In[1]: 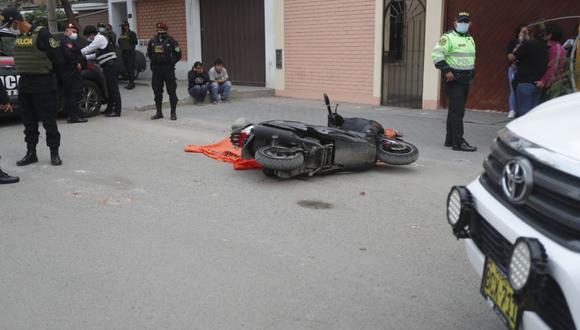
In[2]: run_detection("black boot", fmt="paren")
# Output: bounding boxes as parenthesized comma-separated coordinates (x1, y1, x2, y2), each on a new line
(50, 148, 62, 166)
(170, 109, 177, 121)
(68, 117, 88, 123)
(125, 82, 135, 90)
(151, 104, 163, 120)
(16, 147, 38, 166)
(0, 157, 19, 184)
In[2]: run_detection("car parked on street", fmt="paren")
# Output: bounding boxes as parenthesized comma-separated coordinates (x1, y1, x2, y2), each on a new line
(446, 92, 580, 330)
(0, 29, 107, 118)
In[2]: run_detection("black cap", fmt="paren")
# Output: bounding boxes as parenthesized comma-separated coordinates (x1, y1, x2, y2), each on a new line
(120, 20, 129, 27)
(83, 25, 98, 36)
(0, 7, 23, 26)
(457, 12, 471, 23)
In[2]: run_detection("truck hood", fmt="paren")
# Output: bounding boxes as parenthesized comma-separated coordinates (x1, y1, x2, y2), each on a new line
(507, 92, 580, 162)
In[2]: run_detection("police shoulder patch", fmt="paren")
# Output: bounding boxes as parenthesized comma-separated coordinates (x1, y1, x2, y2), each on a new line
(49, 37, 60, 48)
(438, 37, 447, 46)
(175, 46, 181, 53)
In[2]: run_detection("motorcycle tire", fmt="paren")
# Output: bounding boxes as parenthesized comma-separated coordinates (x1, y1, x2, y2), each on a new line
(377, 139, 419, 165)
(255, 146, 304, 171)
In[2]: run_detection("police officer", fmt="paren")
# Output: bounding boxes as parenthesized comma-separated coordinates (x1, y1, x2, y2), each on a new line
(147, 22, 181, 121)
(1, 7, 64, 166)
(118, 20, 138, 90)
(0, 80, 19, 184)
(82, 25, 122, 117)
(432, 12, 477, 152)
(61, 23, 87, 124)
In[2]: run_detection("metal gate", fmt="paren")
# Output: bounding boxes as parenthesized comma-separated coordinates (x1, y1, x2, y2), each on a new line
(382, 0, 426, 108)
(200, 0, 266, 86)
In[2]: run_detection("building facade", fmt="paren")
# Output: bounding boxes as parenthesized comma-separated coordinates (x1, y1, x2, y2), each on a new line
(108, 0, 579, 110)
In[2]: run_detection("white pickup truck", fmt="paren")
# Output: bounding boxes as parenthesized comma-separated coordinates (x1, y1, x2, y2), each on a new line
(447, 92, 580, 330)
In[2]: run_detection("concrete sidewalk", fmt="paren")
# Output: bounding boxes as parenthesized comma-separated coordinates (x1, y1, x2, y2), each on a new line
(120, 79, 274, 111)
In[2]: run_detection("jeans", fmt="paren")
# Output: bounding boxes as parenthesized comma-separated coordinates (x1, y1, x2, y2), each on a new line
(189, 85, 208, 103)
(508, 66, 517, 112)
(516, 83, 540, 116)
(209, 81, 232, 101)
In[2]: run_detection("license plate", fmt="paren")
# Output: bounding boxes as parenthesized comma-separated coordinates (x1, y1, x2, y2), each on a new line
(480, 257, 520, 330)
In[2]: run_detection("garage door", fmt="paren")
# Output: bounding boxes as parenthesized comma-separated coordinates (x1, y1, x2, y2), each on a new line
(200, 0, 266, 86)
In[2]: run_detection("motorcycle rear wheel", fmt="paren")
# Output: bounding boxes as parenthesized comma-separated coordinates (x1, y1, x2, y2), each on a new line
(377, 139, 419, 165)
(255, 146, 304, 171)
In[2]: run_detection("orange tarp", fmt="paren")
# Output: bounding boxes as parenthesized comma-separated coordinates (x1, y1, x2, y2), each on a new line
(185, 137, 262, 170)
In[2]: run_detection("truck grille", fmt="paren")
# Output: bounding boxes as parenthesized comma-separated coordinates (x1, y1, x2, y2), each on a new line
(471, 213, 576, 329)
(480, 137, 580, 252)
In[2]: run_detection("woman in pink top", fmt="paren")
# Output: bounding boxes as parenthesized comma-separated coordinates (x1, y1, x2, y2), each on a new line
(536, 24, 567, 94)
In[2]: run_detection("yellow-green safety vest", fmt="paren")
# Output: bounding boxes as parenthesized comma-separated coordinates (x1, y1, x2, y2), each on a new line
(432, 30, 476, 71)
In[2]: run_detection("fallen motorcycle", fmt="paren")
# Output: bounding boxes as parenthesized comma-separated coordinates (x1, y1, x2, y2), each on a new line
(230, 94, 419, 179)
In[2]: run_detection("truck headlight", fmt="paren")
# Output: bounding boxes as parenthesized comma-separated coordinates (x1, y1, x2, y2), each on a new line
(508, 237, 548, 296)
(446, 186, 473, 239)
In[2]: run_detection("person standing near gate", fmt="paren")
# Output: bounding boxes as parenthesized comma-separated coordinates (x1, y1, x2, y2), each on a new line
(147, 22, 181, 121)
(432, 12, 477, 152)
(118, 20, 138, 90)
(82, 25, 122, 117)
(61, 23, 87, 124)
(1, 7, 64, 166)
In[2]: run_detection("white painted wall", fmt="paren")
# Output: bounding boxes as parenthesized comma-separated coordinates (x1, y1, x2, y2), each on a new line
(264, 0, 276, 88)
(421, 0, 445, 109)
(185, 0, 202, 69)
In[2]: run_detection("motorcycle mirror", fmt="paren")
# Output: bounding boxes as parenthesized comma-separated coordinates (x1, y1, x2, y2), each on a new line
(323, 93, 332, 115)
(334, 104, 339, 113)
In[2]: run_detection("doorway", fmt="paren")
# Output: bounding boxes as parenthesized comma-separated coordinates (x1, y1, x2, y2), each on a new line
(382, 0, 426, 108)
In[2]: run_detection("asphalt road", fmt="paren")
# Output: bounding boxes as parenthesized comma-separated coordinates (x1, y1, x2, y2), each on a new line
(0, 97, 509, 329)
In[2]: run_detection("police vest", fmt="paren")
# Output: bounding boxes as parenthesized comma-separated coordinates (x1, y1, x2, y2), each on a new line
(118, 32, 134, 51)
(13, 26, 53, 75)
(95, 33, 117, 65)
(149, 37, 176, 65)
(432, 30, 476, 72)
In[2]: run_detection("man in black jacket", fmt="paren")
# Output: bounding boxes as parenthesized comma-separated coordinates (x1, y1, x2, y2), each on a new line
(61, 23, 87, 123)
(118, 20, 138, 90)
(1, 7, 64, 166)
(0, 80, 19, 184)
(147, 22, 181, 120)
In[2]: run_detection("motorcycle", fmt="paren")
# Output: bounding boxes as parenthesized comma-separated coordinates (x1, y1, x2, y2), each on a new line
(230, 94, 419, 179)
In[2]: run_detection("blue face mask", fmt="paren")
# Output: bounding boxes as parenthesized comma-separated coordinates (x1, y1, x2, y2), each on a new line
(456, 22, 470, 34)
(70, 33, 78, 41)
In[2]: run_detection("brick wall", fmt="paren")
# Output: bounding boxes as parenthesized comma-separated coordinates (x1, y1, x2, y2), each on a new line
(135, 0, 188, 60)
(281, 0, 378, 104)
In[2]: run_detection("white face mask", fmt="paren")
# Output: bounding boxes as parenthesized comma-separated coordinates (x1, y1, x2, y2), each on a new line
(98, 27, 106, 33)
(456, 22, 470, 34)
(70, 33, 78, 41)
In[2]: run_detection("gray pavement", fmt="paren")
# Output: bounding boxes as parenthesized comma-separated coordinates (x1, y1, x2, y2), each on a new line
(0, 89, 509, 329)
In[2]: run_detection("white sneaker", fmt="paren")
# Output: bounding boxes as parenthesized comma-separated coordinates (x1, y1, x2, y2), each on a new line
(507, 110, 516, 119)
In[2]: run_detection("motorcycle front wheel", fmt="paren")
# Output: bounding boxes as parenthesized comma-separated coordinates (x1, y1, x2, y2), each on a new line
(255, 146, 304, 171)
(377, 139, 419, 165)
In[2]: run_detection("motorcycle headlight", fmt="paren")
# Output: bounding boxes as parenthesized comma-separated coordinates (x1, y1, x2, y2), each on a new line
(508, 237, 548, 295)
(446, 186, 473, 238)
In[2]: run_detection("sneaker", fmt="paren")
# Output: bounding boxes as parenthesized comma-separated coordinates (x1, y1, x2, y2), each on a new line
(211, 100, 218, 105)
(507, 110, 516, 119)
(221, 98, 231, 103)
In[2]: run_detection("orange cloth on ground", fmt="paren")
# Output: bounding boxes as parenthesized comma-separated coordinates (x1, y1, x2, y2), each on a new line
(185, 137, 262, 170)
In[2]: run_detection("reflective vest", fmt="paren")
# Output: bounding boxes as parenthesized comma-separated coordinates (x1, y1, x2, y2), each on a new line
(432, 30, 476, 72)
(96, 33, 117, 65)
(13, 26, 53, 75)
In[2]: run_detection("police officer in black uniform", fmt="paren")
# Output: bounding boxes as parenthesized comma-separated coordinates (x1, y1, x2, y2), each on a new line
(82, 25, 122, 117)
(0, 80, 19, 184)
(61, 23, 87, 123)
(147, 22, 181, 121)
(118, 20, 138, 90)
(1, 7, 64, 166)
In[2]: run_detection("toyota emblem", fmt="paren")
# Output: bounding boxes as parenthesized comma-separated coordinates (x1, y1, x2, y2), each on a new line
(502, 157, 534, 205)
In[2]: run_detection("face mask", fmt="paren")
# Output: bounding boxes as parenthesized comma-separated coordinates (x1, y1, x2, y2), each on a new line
(158, 32, 167, 38)
(518, 32, 529, 42)
(456, 22, 470, 34)
(98, 27, 106, 33)
(70, 33, 78, 41)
